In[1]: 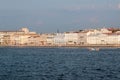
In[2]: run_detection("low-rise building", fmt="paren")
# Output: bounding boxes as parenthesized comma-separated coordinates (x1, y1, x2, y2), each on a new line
(64, 32, 79, 45)
(78, 32, 87, 45)
(39, 34, 47, 45)
(105, 34, 119, 44)
(0, 34, 4, 45)
(46, 34, 55, 45)
(0, 27, 120, 46)
(87, 33, 108, 45)
(0, 27, 38, 46)
(27, 34, 41, 46)
(87, 33, 120, 45)
(54, 33, 65, 45)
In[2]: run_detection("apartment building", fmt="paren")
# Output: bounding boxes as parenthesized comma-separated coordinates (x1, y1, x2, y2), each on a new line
(64, 32, 79, 45)
(54, 33, 65, 45)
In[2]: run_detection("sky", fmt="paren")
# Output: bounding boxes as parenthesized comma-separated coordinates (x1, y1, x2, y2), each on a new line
(0, 0, 120, 33)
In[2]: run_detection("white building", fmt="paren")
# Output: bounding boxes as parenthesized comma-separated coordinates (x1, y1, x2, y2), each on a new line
(106, 34, 119, 44)
(54, 33, 65, 45)
(87, 33, 109, 45)
(87, 33, 120, 45)
(118, 35, 120, 44)
(64, 32, 79, 45)
(78, 32, 87, 45)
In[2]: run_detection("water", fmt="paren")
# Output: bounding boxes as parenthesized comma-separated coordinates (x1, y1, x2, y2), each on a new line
(0, 47, 120, 80)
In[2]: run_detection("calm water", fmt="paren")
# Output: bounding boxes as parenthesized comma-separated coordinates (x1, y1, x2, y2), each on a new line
(0, 47, 120, 80)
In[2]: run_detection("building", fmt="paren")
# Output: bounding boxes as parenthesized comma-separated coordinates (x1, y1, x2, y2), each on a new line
(14, 34, 29, 45)
(0, 27, 38, 46)
(78, 32, 87, 45)
(0, 27, 120, 46)
(105, 33, 119, 45)
(87, 33, 120, 45)
(54, 33, 65, 45)
(27, 34, 41, 46)
(39, 34, 47, 45)
(46, 34, 55, 45)
(64, 32, 79, 45)
(87, 33, 108, 45)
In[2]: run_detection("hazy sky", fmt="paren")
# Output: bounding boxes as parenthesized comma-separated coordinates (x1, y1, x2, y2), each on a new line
(0, 0, 120, 33)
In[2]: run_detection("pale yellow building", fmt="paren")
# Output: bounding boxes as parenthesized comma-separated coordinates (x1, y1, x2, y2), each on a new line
(46, 34, 55, 45)
(39, 34, 47, 45)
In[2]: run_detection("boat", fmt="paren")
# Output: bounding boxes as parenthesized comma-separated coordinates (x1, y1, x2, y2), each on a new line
(88, 48, 100, 51)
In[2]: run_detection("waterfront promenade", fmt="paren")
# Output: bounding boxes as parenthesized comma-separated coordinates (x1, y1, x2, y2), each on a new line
(1, 44, 120, 49)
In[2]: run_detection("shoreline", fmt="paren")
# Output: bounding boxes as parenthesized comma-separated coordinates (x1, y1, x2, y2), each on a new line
(0, 44, 120, 48)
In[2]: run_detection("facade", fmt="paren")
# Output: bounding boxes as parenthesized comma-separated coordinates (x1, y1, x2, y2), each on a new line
(0, 34, 4, 45)
(106, 34, 119, 44)
(0, 32, 14, 45)
(64, 32, 79, 45)
(0, 27, 120, 46)
(39, 34, 47, 45)
(54, 33, 65, 45)
(118, 35, 120, 44)
(87, 33, 108, 44)
(46, 34, 55, 45)
(27, 34, 41, 46)
(87, 28, 112, 45)
(87, 33, 120, 45)
(17, 35, 29, 45)
(0, 28, 38, 46)
(78, 32, 87, 45)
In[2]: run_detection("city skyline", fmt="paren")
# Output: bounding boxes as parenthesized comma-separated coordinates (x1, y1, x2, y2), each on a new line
(0, 0, 120, 33)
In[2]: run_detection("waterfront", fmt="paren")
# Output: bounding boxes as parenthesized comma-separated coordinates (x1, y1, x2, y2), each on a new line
(0, 48, 120, 80)
(0, 27, 120, 47)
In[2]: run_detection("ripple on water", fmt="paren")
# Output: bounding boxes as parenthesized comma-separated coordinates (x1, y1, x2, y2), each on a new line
(0, 48, 120, 80)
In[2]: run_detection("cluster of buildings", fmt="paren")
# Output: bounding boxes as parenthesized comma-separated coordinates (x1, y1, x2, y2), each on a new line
(0, 27, 120, 46)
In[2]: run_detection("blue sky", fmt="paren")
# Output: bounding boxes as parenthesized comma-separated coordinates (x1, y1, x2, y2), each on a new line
(0, 0, 120, 33)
